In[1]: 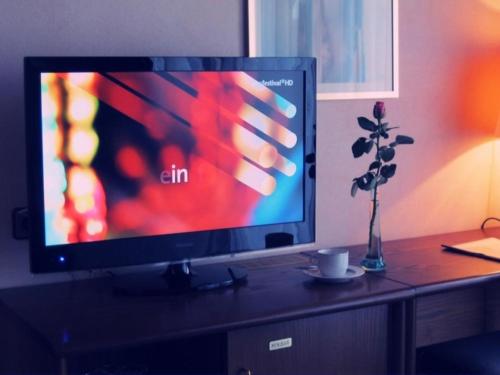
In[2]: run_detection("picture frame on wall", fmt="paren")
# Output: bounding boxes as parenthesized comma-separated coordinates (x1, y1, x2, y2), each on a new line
(248, 0, 399, 100)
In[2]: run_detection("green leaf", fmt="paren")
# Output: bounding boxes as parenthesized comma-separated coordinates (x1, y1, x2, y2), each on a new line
(389, 141, 398, 148)
(365, 140, 374, 154)
(351, 181, 358, 197)
(378, 176, 388, 185)
(357, 117, 377, 131)
(352, 137, 367, 158)
(356, 172, 375, 191)
(379, 147, 395, 162)
(381, 164, 397, 178)
(395, 135, 414, 145)
(369, 161, 381, 171)
(381, 123, 399, 132)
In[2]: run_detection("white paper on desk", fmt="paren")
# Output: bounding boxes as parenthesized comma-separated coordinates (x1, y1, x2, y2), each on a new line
(444, 237, 500, 260)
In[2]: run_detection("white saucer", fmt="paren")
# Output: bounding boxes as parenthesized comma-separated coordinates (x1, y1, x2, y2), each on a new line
(303, 265, 365, 283)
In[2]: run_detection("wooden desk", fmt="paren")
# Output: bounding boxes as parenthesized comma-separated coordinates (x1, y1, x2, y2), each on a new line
(1, 229, 500, 375)
(0, 254, 412, 375)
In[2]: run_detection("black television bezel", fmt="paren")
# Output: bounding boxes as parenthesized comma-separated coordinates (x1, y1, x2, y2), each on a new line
(25, 56, 316, 273)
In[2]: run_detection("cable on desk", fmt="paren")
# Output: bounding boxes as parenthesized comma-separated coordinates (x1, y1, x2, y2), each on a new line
(480, 217, 500, 230)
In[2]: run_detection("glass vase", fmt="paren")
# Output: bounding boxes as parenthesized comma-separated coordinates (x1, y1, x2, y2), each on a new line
(361, 190, 386, 271)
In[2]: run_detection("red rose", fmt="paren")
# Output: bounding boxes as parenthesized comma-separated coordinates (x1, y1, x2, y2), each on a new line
(373, 101, 386, 120)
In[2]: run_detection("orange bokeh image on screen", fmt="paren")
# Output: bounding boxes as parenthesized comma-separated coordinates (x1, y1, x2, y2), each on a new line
(42, 70, 303, 245)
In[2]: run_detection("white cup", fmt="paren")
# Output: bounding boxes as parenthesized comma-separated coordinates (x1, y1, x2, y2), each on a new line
(317, 248, 349, 277)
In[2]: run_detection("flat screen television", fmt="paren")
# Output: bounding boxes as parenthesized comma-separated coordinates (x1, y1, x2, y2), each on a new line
(25, 56, 316, 291)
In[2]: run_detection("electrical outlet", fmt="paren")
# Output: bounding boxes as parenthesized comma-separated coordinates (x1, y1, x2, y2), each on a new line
(12, 207, 29, 240)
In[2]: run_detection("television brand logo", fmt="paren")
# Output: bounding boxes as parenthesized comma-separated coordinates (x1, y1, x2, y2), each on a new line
(261, 79, 294, 87)
(160, 164, 189, 184)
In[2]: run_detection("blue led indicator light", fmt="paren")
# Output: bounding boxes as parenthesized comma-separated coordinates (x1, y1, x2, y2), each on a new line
(62, 329, 70, 344)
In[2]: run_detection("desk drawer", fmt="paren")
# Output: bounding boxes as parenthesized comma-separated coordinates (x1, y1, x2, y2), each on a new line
(416, 287, 484, 347)
(227, 305, 387, 375)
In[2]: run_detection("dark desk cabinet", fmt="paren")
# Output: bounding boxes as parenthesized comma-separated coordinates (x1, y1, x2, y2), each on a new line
(0, 253, 410, 375)
(0, 301, 393, 375)
(78, 304, 390, 375)
(227, 305, 388, 375)
(0, 299, 395, 375)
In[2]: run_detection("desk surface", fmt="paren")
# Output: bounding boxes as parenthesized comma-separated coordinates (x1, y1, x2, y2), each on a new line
(379, 227, 500, 294)
(1, 228, 500, 356)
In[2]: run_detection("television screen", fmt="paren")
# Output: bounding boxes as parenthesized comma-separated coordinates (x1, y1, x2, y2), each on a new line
(41, 70, 304, 246)
(26, 57, 316, 273)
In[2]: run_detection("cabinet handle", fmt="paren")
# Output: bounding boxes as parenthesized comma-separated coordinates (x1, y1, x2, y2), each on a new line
(237, 368, 252, 375)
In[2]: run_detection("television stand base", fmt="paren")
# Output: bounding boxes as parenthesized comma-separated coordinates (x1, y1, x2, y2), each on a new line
(113, 262, 247, 296)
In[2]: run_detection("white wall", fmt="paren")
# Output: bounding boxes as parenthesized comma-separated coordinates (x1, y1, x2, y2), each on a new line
(316, 0, 500, 246)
